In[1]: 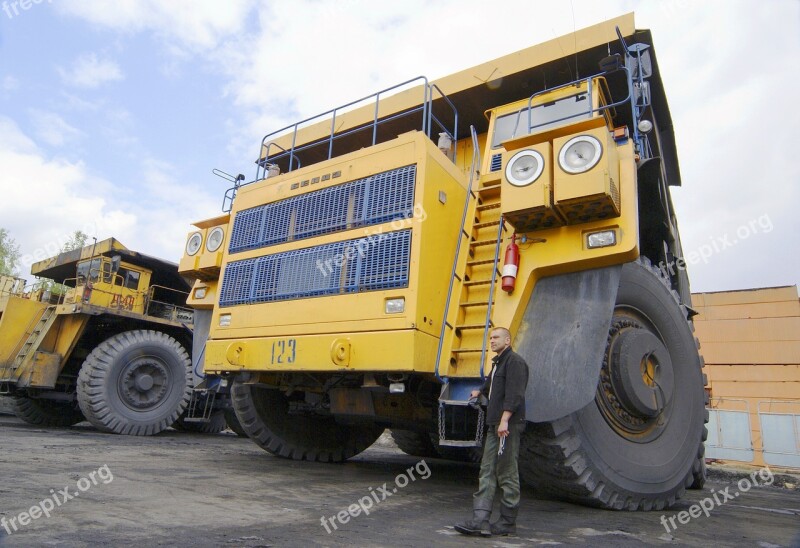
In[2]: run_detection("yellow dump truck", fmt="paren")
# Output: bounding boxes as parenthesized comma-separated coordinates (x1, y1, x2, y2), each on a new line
(0, 238, 226, 435)
(180, 13, 707, 509)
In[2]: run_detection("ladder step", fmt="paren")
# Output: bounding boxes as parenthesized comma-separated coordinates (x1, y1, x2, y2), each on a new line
(476, 202, 501, 211)
(467, 258, 496, 266)
(455, 324, 490, 330)
(469, 239, 496, 248)
(463, 279, 492, 287)
(474, 220, 500, 229)
(477, 183, 501, 193)
(460, 301, 490, 308)
(451, 348, 483, 353)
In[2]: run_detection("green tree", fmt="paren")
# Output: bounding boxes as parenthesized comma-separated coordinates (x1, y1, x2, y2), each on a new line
(61, 230, 88, 252)
(40, 230, 91, 297)
(0, 228, 21, 276)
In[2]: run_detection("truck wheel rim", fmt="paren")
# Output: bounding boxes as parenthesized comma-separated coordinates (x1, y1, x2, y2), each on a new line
(120, 357, 170, 409)
(596, 317, 675, 443)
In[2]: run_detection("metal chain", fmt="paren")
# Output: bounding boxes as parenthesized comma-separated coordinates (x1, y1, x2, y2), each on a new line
(438, 403, 446, 443)
(475, 405, 485, 445)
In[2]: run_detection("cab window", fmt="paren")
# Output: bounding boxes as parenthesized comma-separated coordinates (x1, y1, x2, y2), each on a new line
(114, 268, 141, 290)
(491, 92, 591, 148)
(76, 259, 112, 284)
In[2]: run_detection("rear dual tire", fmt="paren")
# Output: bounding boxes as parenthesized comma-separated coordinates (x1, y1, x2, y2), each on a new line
(232, 383, 382, 462)
(13, 396, 84, 427)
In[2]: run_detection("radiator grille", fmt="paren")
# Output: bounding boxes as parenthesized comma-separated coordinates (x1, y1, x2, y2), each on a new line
(490, 153, 503, 172)
(219, 230, 412, 307)
(229, 165, 416, 253)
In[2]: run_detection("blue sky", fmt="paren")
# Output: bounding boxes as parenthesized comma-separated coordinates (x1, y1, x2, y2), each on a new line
(0, 0, 798, 294)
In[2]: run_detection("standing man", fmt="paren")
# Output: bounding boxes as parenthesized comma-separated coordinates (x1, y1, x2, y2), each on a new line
(454, 327, 529, 537)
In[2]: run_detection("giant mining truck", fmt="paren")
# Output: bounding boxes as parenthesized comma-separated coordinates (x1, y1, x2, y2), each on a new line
(180, 13, 707, 509)
(0, 238, 235, 435)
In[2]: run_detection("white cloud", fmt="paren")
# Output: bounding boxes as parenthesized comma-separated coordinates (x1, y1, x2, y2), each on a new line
(0, 117, 216, 280)
(58, 53, 124, 88)
(0, 117, 38, 154)
(29, 109, 83, 147)
(57, 0, 255, 52)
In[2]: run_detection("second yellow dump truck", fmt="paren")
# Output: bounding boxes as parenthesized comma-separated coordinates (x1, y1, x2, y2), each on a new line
(0, 238, 223, 435)
(180, 13, 707, 510)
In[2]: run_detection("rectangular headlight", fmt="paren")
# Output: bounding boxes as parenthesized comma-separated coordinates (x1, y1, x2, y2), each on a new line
(587, 230, 617, 249)
(194, 287, 207, 299)
(219, 313, 231, 327)
(385, 297, 405, 314)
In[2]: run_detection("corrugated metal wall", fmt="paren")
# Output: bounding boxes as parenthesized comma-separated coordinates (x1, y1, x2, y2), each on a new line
(693, 285, 800, 469)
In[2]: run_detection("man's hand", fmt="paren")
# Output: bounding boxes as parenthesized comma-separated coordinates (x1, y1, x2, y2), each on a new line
(498, 410, 513, 438)
(470, 390, 481, 398)
(497, 419, 510, 438)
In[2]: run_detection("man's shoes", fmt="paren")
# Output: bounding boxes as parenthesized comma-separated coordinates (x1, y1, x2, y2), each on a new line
(454, 499, 492, 537)
(490, 504, 518, 536)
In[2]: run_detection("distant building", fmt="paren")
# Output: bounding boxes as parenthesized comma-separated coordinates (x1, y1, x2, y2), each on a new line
(693, 285, 800, 469)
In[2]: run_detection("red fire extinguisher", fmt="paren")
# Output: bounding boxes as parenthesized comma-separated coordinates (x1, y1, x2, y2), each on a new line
(501, 234, 519, 293)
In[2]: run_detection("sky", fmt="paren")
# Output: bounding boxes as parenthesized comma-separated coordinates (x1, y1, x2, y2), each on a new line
(0, 0, 797, 294)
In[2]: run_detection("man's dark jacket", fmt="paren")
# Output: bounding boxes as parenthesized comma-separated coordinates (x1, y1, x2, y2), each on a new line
(480, 347, 529, 425)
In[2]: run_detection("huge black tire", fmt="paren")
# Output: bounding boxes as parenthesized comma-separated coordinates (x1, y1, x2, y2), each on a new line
(173, 409, 227, 434)
(13, 396, 84, 427)
(435, 445, 483, 463)
(77, 330, 192, 436)
(391, 429, 483, 462)
(690, 366, 710, 489)
(232, 382, 383, 462)
(520, 259, 707, 510)
(390, 429, 439, 458)
(224, 408, 248, 437)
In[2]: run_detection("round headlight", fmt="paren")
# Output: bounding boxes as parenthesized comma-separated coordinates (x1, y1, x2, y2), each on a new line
(505, 149, 545, 187)
(558, 135, 603, 174)
(206, 226, 225, 252)
(186, 232, 202, 256)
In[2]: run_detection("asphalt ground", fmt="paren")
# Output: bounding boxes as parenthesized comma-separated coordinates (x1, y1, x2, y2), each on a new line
(0, 415, 798, 547)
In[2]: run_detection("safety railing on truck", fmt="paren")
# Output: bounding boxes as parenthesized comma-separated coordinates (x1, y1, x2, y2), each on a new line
(26, 275, 195, 325)
(0, 275, 26, 297)
(144, 284, 194, 324)
(254, 75, 458, 181)
(495, 64, 651, 162)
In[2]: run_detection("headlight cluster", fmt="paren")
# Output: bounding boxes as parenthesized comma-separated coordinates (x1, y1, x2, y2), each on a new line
(186, 227, 226, 256)
(186, 232, 203, 256)
(558, 135, 603, 174)
(505, 150, 545, 187)
(206, 227, 225, 252)
(505, 134, 603, 185)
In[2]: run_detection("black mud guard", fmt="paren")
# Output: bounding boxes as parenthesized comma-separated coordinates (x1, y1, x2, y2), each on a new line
(514, 265, 621, 422)
(191, 309, 213, 385)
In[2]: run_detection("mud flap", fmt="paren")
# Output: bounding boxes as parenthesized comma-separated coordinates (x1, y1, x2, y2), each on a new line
(515, 265, 621, 422)
(191, 309, 212, 385)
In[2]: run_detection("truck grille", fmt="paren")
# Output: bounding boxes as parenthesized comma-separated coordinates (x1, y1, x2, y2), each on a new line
(219, 230, 412, 307)
(229, 165, 416, 253)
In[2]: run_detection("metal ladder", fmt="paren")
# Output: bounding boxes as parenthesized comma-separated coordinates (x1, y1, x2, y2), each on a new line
(11, 305, 58, 373)
(434, 127, 508, 447)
